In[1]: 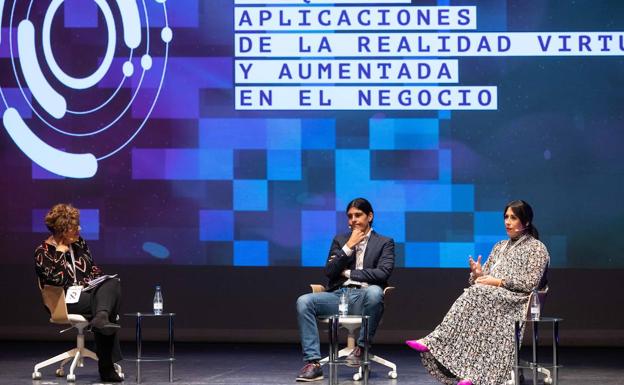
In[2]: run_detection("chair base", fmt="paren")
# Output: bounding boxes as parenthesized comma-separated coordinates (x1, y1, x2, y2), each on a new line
(32, 322, 124, 382)
(319, 345, 398, 380)
(33, 345, 98, 381)
(507, 367, 553, 385)
(318, 319, 398, 380)
(353, 353, 398, 380)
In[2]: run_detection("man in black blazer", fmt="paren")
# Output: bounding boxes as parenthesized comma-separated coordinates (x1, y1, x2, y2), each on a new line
(295, 198, 395, 382)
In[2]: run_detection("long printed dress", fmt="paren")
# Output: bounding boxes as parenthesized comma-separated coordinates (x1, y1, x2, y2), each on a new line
(420, 235, 550, 385)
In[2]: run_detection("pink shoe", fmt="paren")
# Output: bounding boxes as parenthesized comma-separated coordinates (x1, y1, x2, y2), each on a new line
(405, 339, 429, 352)
(457, 380, 473, 385)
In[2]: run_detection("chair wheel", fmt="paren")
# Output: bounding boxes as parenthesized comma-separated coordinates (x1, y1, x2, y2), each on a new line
(32, 371, 42, 380)
(353, 372, 362, 381)
(388, 370, 398, 379)
(55, 368, 65, 377)
(67, 373, 76, 382)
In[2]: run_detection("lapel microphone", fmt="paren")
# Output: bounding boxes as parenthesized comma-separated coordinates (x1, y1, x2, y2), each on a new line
(511, 225, 529, 233)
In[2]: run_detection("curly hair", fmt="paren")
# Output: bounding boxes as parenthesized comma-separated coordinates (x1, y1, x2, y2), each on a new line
(45, 203, 80, 236)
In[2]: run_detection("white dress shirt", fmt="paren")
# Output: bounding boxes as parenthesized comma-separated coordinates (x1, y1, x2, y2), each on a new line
(341, 228, 372, 288)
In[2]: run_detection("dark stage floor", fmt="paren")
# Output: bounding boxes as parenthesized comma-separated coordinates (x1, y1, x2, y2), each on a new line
(1, 342, 622, 384)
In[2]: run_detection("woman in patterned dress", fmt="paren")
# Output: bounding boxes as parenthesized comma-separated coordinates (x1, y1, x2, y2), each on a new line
(35, 203, 123, 382)
(406, 200, 550, 385)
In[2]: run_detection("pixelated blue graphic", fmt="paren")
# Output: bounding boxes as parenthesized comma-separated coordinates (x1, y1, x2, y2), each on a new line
(64, 0, 98, 28)
(131, 149, 233, 180)
(301, 210, 336, 267)
(373, 212, 406, 243)
(267, 150, 301, 180)
(200, 210, 234, 241)
(199, 119, 268, 149)
(32, 208, 99, 240)
(301, 119, 336, 149)
(369, 119, 439, 150)
(405, 243, 440, 268)
(234, 180, 268, 211)
(440, 243, 475, 268)
(6, 0, 595, 268)
(234, 240, 269, 266)
(267, 120, 301, 150)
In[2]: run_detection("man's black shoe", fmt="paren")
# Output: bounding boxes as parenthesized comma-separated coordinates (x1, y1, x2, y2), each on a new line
(346, 346, 363, 367)
(296, 362, 323, 382)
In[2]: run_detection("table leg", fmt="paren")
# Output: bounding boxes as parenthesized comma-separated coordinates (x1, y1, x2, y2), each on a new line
(169, 314, 175, 382)
(362, 316, 369, 385)
(136, 315, 142, 384)
(328, 316, 339, 385)
(531, 321, 539, 385)
(553, 321, 559, 385)
(514, 321, 521, 385)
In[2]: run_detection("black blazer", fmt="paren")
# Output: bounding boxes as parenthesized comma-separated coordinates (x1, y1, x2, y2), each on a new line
(324, 231, 395, 292)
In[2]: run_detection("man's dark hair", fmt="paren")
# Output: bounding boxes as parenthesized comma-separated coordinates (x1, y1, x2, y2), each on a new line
(346, 197, 374, 225)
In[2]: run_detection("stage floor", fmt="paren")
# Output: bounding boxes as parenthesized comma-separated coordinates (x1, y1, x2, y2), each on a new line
(1, 342, 622, 384)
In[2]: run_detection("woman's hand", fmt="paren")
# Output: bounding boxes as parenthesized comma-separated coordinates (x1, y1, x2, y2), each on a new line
(48, 236, 69, 253)
(55, 243, 69, 253)
(469, 254, 483, 277)
(475, 275, 503, 287)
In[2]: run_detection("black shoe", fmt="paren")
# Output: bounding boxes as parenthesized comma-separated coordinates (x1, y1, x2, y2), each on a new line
(91, 311, 120, 336)
(99, 364, 123, 382)
(346, 346, 363, 367)
(296, 362, 323, 382)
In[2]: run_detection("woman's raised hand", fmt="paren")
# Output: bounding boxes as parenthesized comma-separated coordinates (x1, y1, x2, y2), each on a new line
(469, 254, 483, 277)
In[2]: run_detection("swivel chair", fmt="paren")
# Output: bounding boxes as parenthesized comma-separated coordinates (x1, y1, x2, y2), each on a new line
(32, 284, 123, 382)
(311, 284, 398, 380)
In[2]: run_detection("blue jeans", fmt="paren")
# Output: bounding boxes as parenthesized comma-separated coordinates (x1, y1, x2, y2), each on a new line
(296, 285, 384, 362)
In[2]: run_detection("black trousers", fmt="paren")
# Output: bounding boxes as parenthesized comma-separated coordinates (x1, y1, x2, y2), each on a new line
(67, 278, 122, 364)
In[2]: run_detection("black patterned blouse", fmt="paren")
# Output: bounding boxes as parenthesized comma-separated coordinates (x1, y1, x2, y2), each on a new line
(35, 237, 102, 290)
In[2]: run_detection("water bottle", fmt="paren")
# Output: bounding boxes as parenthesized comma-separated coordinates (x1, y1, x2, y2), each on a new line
(153, 285, 163, 315)
(530, 289, 540, 320)
(338, 292, 348, 316)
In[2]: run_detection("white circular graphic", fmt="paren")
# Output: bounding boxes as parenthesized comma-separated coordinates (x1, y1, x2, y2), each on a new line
(0, 0, 172, 178)
(43, 0, 117, 90)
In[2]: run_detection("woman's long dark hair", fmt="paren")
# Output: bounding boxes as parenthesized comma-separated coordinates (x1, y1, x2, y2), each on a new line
(504, 200, 539, 240)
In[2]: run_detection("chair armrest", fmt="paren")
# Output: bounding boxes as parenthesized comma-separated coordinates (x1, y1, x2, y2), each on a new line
(383, 286, 395, 296)
(310, 285, 396, 295)
(310, 284, 326, 293)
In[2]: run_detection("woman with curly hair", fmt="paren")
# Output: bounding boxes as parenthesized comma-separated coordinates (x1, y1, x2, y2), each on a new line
(35, 203, 123, 382)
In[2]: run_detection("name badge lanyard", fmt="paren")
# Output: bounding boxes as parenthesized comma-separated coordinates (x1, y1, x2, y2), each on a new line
(492, 234, 527, 272)
(69, 246, 78, 286)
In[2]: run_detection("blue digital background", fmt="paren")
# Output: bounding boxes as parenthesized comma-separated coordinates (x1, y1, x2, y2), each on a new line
(1, 0, 622, 268)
